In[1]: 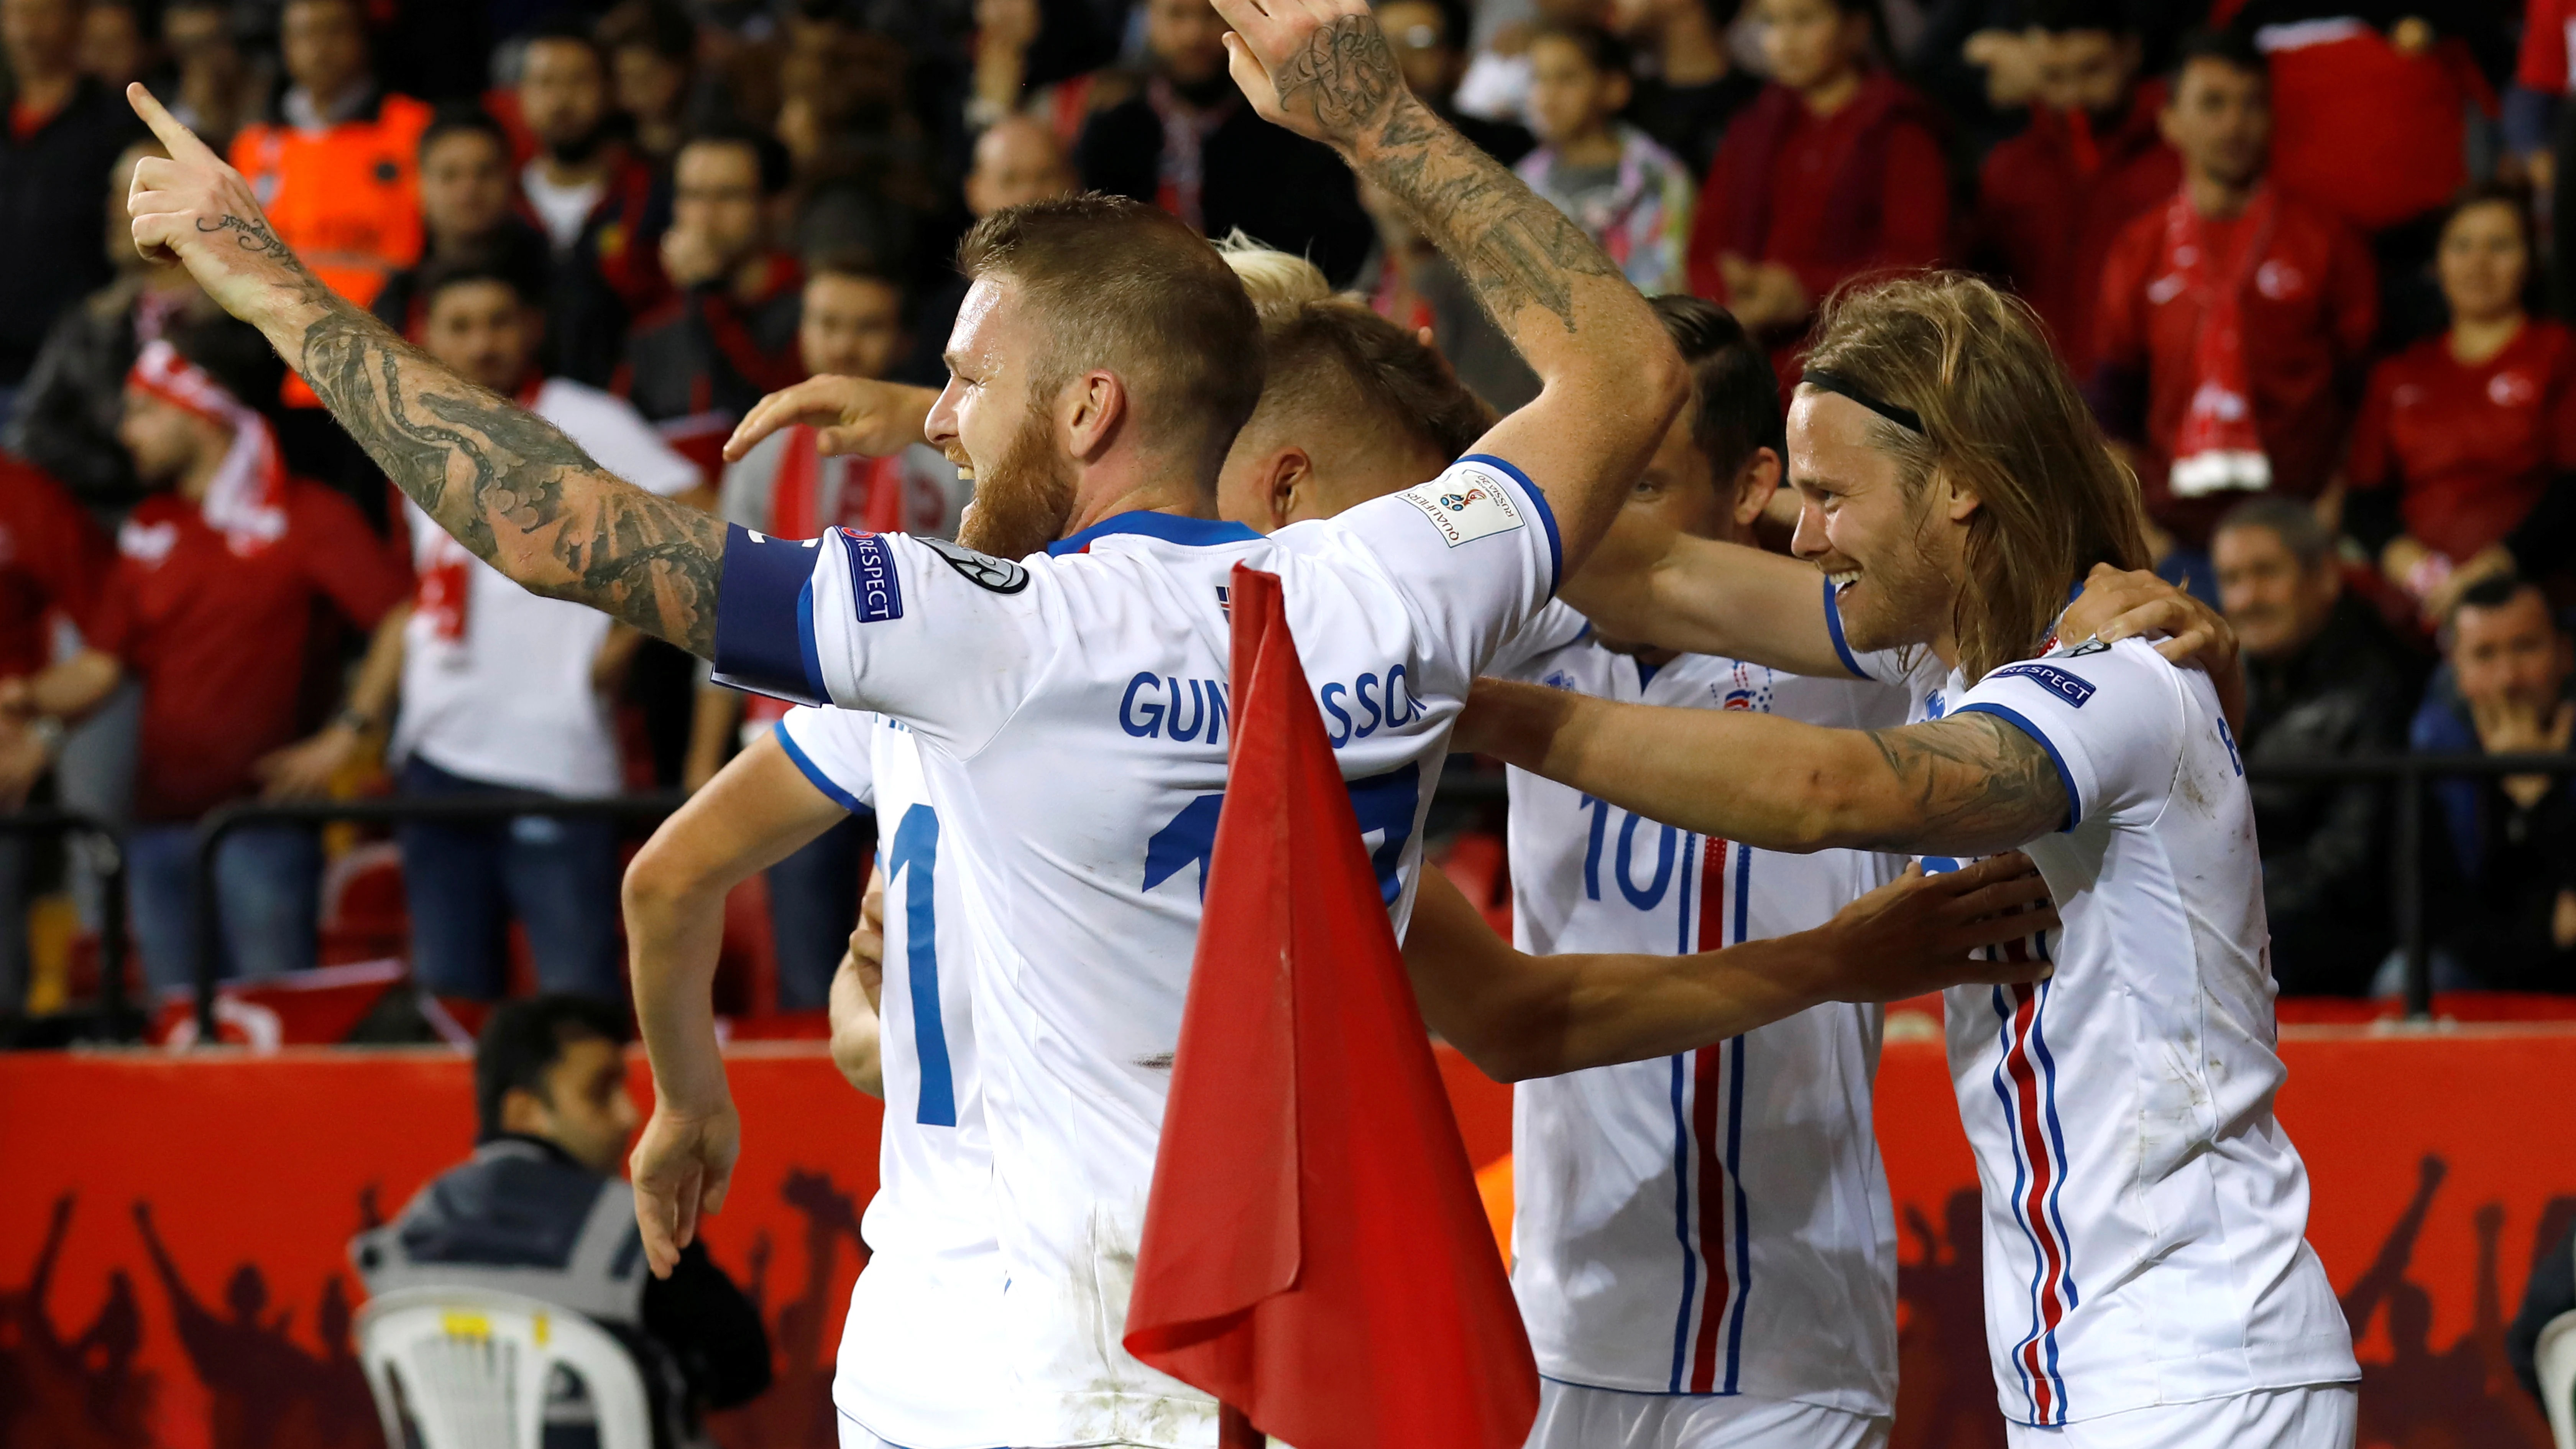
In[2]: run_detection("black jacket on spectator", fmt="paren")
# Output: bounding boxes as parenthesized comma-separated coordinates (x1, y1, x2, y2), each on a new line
(0, 77, 145, 386)
(2509, 1212, 2576, 1406)
(619, 259, 805, 429)
(352, 1135, 770, 1445)
(2413, 672, 2576, 994)
(2242, 593, 2420, 995)
(8, 276, 228, 518)
(1077, 96, 1375, 287)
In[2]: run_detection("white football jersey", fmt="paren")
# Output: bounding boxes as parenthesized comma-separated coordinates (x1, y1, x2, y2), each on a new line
(772, 706, 1022, 1449)
(1496, 603, 1906, 1416)
(1826, 584, 2360, 1426)
(713, 457, 1561, 1447)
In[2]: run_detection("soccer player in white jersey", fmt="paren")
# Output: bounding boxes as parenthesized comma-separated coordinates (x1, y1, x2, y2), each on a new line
(1462, 274, 2361, 1448)
(623, 704, 1009, 1449)
(118, 5, 1704, 1440)
(1492, 295, 1910, 1449)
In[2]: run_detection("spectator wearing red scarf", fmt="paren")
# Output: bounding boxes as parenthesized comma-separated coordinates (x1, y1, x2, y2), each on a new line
(692, 255, 968, 1011)
(1683, 0, 1947, 388)
(0, 319, 408, 994)
(2347, 189, 2576, 623)
(2094, 29, 2375, 577)
(1975, 0, 2179, 374)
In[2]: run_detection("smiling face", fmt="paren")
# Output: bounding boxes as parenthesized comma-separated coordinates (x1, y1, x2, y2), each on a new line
(1786, 389, 1963, 656)
(927, 278, 1080, 560)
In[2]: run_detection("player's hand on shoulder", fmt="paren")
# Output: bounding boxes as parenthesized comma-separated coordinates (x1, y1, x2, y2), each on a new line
(2061, 562, 2246, 730)
(629, 1097, 742, 1279)
(1813, 855, 2058, 1003)
(724, 375, 940, 463)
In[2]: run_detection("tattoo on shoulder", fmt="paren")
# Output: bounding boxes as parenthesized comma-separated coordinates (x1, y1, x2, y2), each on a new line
(297, 302, 722, 656)
(1860, 713, 2068, 853)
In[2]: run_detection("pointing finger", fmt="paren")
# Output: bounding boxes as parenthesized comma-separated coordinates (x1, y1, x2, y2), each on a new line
(126, 83, 224, 168)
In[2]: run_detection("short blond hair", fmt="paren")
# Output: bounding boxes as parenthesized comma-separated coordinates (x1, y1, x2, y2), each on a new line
(1214, 230, 1333, 315)
(1801, 273, 2151, 682)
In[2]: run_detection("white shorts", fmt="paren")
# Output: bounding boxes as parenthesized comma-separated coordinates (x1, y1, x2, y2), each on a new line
(1525, 1378, 1891, 1449)
(2004, 1385, 2358, 1449)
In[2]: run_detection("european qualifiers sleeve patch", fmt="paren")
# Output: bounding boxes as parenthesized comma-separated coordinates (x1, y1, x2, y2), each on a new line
(1398, 474, 1528, 547)
(1989, 662, 2097, 708)
(839, 528, 905, 622)
(918, 535, 1030, 594)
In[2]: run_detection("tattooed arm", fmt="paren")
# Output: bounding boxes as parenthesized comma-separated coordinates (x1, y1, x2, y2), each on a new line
(1459, 678, 2073, 858)
(122, 84, 723, 656)
(1212, 0, 1685, 567)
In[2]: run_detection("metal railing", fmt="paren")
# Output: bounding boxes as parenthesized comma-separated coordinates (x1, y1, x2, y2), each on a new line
(6, 749, 2569, 1045)
(187, 791, 688, 1043)
(0, 808, 130, 1037)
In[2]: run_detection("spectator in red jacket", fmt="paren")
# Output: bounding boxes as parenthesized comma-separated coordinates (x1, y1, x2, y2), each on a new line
(2348, 187, 2576, 623)
(515, 15, 670, 390)
(0, 458, 111, 1020)
(1975, 0, 2179, 373)
(0, 318, 410, 994)
(1684, 0, 1947, 386)
(2093, 28, 2375, 579)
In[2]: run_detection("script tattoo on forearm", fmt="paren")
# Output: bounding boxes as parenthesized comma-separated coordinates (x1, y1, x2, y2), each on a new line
(1270, 17, 1618, 333)
(1858, 713, 2069, 854)
(294, 296, 722, 656)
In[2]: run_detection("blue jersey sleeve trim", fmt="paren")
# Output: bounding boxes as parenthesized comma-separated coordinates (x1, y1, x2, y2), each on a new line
(771, 721, 866, 814)
(1046, 511, 1263, 556)
(712, 523, 830, 706)
(1462, 452, 1562, 595)
(1953, 702, 2082, 833)
(1823, 578, 1869, 680)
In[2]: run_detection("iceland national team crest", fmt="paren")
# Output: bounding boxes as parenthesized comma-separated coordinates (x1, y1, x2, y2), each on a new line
(1399, 473, 1526, 548)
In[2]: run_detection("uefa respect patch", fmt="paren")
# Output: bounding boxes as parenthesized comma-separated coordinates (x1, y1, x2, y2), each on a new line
(1989, 662, 2096, 708)
(1398, 473, 1526, 547)
(840, 528, 904, 623)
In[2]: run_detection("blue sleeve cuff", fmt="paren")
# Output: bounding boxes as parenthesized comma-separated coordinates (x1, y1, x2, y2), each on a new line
(711, 522, 829, 707)
(771, 721, 866, 813)
(1461, 452, 1562, 597)
(1823, 578, 1869, 680)
(1953, 703, 2081, 833)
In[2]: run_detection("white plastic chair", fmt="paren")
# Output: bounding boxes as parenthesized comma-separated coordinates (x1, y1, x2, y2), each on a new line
(2542, 1309, 2576, 1449)
(355, 1285, 655, 1449)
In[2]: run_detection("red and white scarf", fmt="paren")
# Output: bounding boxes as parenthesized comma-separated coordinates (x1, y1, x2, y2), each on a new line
(128, 338, 288, 555)
(2158, 186, 2277, 498)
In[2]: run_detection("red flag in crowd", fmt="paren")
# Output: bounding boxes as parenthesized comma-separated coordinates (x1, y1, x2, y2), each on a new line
(1121, 564, 1538, 1449)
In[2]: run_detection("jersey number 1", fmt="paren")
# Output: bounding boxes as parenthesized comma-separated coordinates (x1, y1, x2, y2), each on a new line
(885, 804, 958, 1127)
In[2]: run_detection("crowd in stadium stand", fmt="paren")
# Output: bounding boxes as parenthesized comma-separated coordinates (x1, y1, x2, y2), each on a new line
(0, 0, 2564, 1033)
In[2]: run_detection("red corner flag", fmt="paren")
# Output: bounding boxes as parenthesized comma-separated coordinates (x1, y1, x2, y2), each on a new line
(1121, 564, 1539, 1449)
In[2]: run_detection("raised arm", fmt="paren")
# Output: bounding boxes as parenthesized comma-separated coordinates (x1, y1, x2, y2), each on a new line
(1405, 853, 2055, 1083)
(122, 85, 724, 657)
(1214, 0, 1685, 567)
(1459, 680, 2070, 859)
(1557, 505, 1852, 677)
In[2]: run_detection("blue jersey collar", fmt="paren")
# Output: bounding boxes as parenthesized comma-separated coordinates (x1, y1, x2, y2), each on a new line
(1046, 511, 1262, 557)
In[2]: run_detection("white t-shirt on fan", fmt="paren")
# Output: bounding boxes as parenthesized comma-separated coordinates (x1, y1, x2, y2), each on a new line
(391, 376, 702, 795)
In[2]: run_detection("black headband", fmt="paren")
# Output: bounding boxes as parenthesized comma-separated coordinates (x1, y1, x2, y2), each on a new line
(1801, 367, 1924, 435)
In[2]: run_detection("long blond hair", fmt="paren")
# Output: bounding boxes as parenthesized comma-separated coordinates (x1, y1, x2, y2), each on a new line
(1800, 273, 2150, 682)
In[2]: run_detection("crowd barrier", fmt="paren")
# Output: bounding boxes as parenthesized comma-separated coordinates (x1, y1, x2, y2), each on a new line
(3, 1027, 2570, 1448)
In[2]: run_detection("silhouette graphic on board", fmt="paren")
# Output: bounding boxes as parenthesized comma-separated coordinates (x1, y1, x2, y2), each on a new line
(0, 1194, 156, 1447)
(2342, 1156, 2551, 1449)
(132, 1198, 381, 1449)
(708, 1165, 871, 1448)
